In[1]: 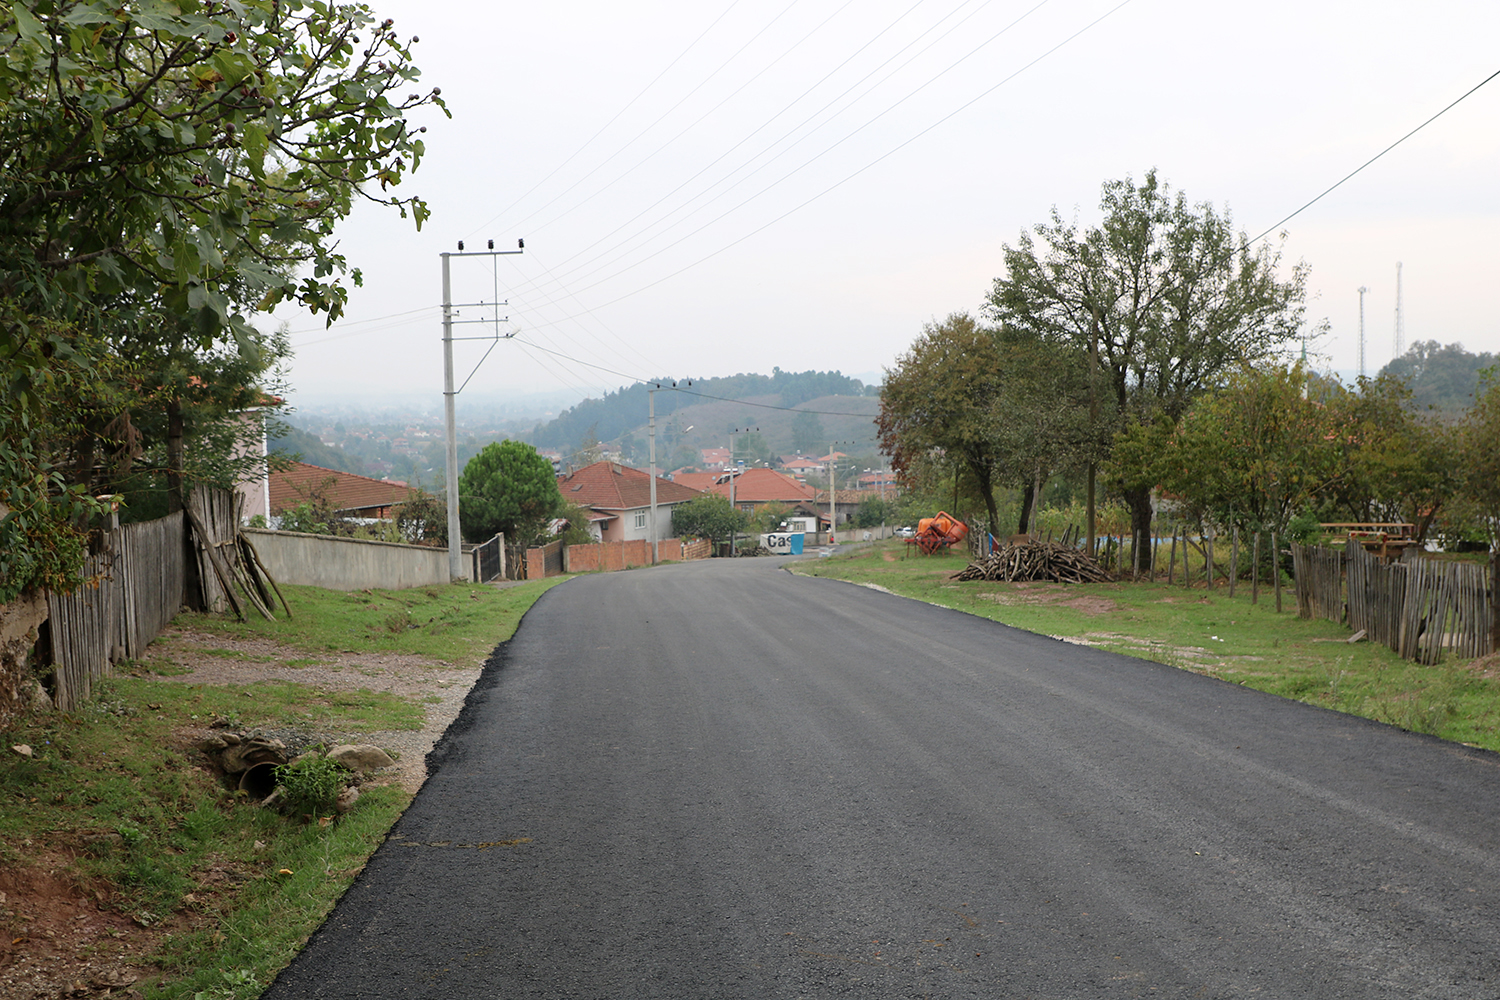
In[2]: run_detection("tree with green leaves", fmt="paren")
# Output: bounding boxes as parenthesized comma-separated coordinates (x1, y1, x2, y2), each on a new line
(878, 313, 1095, 536)
(671, 494, 748, 551)
(1452, 368, 1500, 550)
(1129, 364, 1343, 540)
(1328, 373, 1458, 543)
(987, 170, 1311, 571)
(1, 0, 443, 598)
(459, 442, 564, 565)
(878, 314, 1009, 533)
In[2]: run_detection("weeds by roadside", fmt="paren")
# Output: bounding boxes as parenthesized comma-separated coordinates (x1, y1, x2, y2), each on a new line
(796, 542, 1500, 751)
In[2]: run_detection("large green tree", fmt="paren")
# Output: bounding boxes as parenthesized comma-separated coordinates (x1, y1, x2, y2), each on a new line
(1, 0, 443, 597)
(877, 313, 1095, 536)
(986, 170, 1311, 570)
(878, 314, 1009, 533)
(1128, 364, 1345, 539)
(671, 493, 748, 550)
(458, 440, 563, 559)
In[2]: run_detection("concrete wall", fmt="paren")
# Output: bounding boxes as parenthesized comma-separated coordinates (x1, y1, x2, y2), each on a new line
(244, 528, 468, 591)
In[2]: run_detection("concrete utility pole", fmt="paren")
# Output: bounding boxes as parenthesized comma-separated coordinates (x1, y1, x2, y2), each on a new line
(441, 239, 523, 581)
(728, 426, 756, 554)
(827, 440, 852, 547)
(648, 385, 658, 565)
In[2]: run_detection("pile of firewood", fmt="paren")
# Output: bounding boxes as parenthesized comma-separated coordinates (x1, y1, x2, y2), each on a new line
(955, 541, 1114, 584)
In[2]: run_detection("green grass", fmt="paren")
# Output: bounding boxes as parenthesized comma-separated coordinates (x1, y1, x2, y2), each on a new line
(0, 678, 412, 999)
(0, 577, 566, 999)
(172, 579, 566, 665)
(796, 542, 1500, 750)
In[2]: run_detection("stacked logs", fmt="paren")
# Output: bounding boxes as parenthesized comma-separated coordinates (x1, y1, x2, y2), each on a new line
(955, 541, 1114, 584)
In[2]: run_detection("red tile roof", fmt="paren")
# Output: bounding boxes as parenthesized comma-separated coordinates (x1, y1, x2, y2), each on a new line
(557, 461, 703, 512)
(708, 467, 816, 504)
(269, 462, 421, 515)
(669, 471, 721, 493)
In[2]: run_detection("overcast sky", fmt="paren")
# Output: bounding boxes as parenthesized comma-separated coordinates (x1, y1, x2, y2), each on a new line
(276, 0, 1500, 409)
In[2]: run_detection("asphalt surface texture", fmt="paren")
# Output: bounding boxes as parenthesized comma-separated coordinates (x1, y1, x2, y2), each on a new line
(265, 555, 1500, 999)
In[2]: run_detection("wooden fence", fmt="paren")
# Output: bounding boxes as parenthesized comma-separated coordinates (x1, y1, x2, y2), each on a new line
(1292, 542, 1495, 665)
(46, 510, 190, 710)
(44, 487, 239, 711)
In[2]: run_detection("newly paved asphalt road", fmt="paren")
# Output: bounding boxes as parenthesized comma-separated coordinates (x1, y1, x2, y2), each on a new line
(266, 556, 1500, 999)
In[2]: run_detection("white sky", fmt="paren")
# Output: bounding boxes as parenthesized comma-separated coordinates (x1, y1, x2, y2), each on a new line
(277, 0, 1500, 407)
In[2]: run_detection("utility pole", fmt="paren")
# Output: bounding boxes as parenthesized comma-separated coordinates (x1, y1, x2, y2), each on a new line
(1087, 302, 1100, 557)
(648, 385, 659, 565)
(1393, 262, 1405, 361)
(728, 426, 756, 554)
(827, 440, 852, 547)
(441, 239, 523, 581)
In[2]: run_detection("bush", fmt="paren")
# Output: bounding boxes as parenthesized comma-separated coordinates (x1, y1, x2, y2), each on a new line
(275, 755, 349, 816)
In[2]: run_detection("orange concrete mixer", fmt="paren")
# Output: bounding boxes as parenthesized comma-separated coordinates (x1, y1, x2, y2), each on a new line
(914, 511, 969, 554)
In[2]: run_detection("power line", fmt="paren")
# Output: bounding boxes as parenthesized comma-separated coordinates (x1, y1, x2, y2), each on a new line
(1248, 66, 1500, 245)
(462, 0, 747, 240)
(528, 0, 1131, 318)
(509, 0, 995, 300)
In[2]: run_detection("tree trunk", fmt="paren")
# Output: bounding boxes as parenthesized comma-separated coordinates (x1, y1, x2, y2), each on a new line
(167, 397, 185, 514)
(1123, 483, 1153, 576)
(971, 461, 1001, 543)
(1017, 481, 1035, 536)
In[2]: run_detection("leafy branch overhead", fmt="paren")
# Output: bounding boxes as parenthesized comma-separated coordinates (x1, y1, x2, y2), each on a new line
(0, 0, 446, 348)
(0, 0, 444, 601)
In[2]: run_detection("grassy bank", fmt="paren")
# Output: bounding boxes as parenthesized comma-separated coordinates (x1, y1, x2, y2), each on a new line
(795, 543, 1500, 751)
(1, 578, 564, 1000)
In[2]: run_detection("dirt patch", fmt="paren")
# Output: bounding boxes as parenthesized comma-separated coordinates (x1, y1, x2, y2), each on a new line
(977, 583, 1120, 616)
(0, 846, 160, 1000)
(1467, 652, 1500, 681)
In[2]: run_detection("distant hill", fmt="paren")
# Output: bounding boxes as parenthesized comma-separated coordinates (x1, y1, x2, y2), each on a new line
(1379, 340, 1497, 413)
(528, 369, 881, 462)
(268, 421, 364, 475)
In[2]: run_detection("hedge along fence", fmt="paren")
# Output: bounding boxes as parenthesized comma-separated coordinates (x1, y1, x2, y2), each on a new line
(1292, 542, 1496, 665)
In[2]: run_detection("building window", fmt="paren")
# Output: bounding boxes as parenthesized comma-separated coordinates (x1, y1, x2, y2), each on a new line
(634, 512, 647, 529)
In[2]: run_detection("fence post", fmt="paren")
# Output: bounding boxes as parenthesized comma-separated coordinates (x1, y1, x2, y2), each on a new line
(1229, 526, 1238, 598)
(1491, 552, 1499, 655)
(1251, 531, 1259, 605)
(1273, 530, 1282, 613)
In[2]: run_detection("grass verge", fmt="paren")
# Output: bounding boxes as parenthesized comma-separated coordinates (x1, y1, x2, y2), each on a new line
(0, 577, 564, 999)
(795, 543, 1500, 751)
(171, 579, 565, 664)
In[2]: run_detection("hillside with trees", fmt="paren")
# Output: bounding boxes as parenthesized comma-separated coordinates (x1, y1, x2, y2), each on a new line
(530, 369, 880, 468)
(1379, 340, 1498, 413)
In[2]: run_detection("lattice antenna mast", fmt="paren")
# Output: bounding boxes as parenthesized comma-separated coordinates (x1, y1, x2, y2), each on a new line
(1393, 262, 1405, 360)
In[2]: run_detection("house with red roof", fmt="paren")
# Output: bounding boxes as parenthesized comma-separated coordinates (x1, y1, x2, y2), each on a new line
(780, 456, 824, 476)
(706, 467, 818, 517)
(557, 460, 705, 544)
(269, 461, 423, 522)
